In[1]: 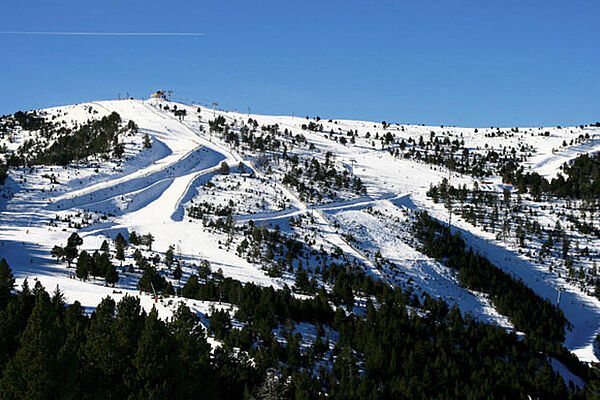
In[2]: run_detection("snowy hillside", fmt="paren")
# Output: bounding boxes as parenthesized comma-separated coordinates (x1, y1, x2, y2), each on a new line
(1, 97, 600, 395)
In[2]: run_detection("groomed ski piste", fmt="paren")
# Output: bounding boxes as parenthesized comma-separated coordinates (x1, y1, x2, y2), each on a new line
(1, 97, 600, 380)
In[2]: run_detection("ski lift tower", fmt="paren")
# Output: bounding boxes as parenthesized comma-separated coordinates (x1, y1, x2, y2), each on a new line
(150, 282, 158, 303)
(349, 159, 357, 175)
(556, 286, 564, 306)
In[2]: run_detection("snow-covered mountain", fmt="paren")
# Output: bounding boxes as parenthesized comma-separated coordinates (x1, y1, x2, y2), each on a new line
(1, 97, 599, 394)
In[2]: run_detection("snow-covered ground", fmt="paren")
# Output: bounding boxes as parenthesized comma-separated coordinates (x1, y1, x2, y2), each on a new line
(1, 98, 600, 366)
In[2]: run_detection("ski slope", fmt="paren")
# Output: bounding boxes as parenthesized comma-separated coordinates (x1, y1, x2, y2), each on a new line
(1, 98, 600, 366)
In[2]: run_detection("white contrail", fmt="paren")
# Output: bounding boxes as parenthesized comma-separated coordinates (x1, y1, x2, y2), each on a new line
(0, 31, 204, 37)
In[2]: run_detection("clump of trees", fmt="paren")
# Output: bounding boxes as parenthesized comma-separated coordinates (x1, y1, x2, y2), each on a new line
(219, 161, 230, 175)
(0, 256, 596, 398)
(137, 265, 167, 294)
(281, 152, 366, 202)
(51, 232, 83, 267)
(30, 112, 123, 166)
(51, 232, 119, 285)
(129, 231, 154, 250)
(412, 211, 568, 343)
(502, 153, 600, 200)
(0, 265, 222, 399)
(2, 110, 139, 170)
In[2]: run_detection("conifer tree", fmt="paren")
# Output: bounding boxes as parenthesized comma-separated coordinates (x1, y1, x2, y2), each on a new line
(0, 290, 65, 399)
(128, 231, 139, 246)
(51, 245, 65, 262)
(80, 296, 118, 398)
(164, 282, 175, 296)
(113, 295, 145, 398)
(96, 252, 111, 277)
(57, 301, 85, 399)
(76, 251, 90, 281)
(64, 232, 83, 267)
(89, 251, 101, 277)
(0, 258, 15, 309)
(67, 232, 83, 248)
(169, 304, 218, 398)
(100, 240, 109, 253)
(173, 264, 182, 282)
(182, 275, 200, 298)
(293, 268, 311, 294)
(143, 134, 152, 148)
(137, 266, 166, 293)
(142, 233, 154, 251)
(115, 233, 127, 261)
(105, 262, 119, 286)
(165, 245, 175, 269)
(130, 307, 174, 397)
(0, 292, 31, 371)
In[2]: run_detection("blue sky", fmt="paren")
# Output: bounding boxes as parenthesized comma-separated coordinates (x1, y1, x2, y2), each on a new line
(1, 1, 598, 127)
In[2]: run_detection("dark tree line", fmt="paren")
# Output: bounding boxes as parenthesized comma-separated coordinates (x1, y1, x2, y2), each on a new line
(31, 112, 124, 166)
(0, 282, 222, 398)
(502, 152, 600, 200)
(178, 259, 594, 398)
(0, 256, 599, 398)
(412, 211, 568, 344)
(5, 111, 135, 168)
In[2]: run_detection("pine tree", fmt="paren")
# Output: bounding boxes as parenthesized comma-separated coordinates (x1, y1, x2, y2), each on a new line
(198, 260, 211, 279)
(105, 262, 119, 286)
(76, 251, 90, 281)
(143, 134, 152, 148)
(212, 345, 255, 398)
(219, 161, 230, 175)
(67, 232, 83, 248)
(129, 307, 174, 397)
(64, 245, 79, 268)
(57, 301, 86, 400)
(128, 231, 139, 246)
(113, 295, 145, 398)
(173, 264, 182, 282)
(562, 235, 571, 260)
(115, 233, 127, 261)
(254, 370, 288, 400)
(182, 275, 200, 298)
(96, 252, 111, 277)
(169, 304, 218, 398)
(89, 251, 101, 277)
(64, 232, 83, 267)
(0, 292, 32, 370)
(50, 285, 66, 317)
(142, 233, 154, 251)
(165, 245, 175, 269)
(294, 268, 311, 294)
(51, 245, 65, 262)
(0, 258, 15, 309)
(164, 282, 175, 296)
(100, 240, 109, 253)
(80, 296, 118, 398)
(0, 290, 65, 399)
(137, 266, 166, 293)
